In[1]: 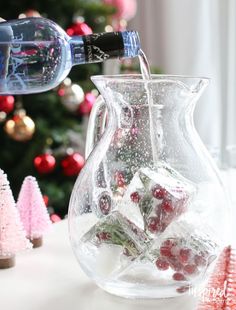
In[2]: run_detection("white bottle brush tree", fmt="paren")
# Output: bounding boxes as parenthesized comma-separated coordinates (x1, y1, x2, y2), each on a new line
(0, 169, 32, 268)
(16, 176, 52, 248)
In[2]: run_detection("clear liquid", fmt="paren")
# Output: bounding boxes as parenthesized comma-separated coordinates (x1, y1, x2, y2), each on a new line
(0, 40, 71, 94)
(138, 50, 159, 166)
(0, 17, 74, 95)
(138, 49, 151, 80)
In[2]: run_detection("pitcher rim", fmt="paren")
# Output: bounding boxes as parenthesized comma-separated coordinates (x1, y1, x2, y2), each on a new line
(91, 74, 209, 82)
(91, 74, 209, 93)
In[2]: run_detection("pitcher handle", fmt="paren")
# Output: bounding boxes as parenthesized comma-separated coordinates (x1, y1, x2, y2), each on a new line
(85, 95, 107, 159)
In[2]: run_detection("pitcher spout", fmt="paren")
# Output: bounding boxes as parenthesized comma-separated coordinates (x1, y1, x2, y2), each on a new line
(190, 77, 209, 99)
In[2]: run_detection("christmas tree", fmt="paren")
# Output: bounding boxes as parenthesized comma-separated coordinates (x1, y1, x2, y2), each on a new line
(0, 169, 32, 268)
(16, 176, 52, 248)
(197, 246, 236, 309)
(0, 1, 155, 219)
(0, 0, 118, 218)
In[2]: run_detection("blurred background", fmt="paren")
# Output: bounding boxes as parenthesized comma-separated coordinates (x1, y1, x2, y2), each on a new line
(0, 0, 235, 220)
(130, 0, 236, 166)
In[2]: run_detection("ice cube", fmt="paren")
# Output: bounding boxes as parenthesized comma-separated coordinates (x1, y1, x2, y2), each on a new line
(137, 164, 196, 236)
(146, 219, 218, 281)
(117, 164, 196, 237)
(118, 171, 146, 229)
(81, 211, 150, 277)
(139, 164, 196, 201)
(96, 243, 124, 277)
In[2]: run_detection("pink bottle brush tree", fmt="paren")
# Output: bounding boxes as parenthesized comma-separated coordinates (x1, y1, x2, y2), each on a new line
(16, 176, 52, 248)
(0, 169, 32, 269)
(197, 246, 236, 309)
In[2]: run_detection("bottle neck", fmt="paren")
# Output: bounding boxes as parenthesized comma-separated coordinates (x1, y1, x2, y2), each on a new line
(69, 31, 140, 66)
(69, 36, 86, 65)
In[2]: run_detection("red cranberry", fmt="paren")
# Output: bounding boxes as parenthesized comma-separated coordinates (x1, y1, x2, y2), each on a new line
(179, 248, 192, 264)
(173, 272, 186, 281)
(163, 239, 177, 248)
(169, 258, 183, 272)
(194, 254, 204, 266)
(160, 239, 178, 257)
(152, 185, 167, 199)
(183, 264, 197, 275)
(176, 285, 191, 294)
(115, 171, 125, 187)
(155, 258, 169, 271)
(147, 216, 161, 233)
(194, 253, 207, 266)
(96, 232, 110, 241)
(161, 199, 174, 213)
(99, 193, 112, 215)
(160, 245, 174, 258)
(130, 191, 141, 203)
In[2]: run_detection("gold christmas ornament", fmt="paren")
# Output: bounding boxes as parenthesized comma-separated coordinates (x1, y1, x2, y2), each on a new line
(58, 78, 84, 112)
(0, 111, 7, 123)
(18, 9, 41, 19)
(4, 109, 35, 141)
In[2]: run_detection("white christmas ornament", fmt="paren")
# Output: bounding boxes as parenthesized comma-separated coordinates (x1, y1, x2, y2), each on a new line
(59, 78, 84, 112)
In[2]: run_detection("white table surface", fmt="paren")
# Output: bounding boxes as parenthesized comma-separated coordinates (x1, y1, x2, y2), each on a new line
(0, 220, 199, 310)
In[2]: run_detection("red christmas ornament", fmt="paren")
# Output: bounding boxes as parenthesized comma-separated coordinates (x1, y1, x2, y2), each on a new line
(103, 0, 137, 21)
(0, 95, 15, 114)
(66, 21, 92, 36)
(50, 214, 61, 223)
(78, 92, 96, 115)
(34, 154, 56, 174)
(61, 152, 85, 176)
(43, 195, 49, 207)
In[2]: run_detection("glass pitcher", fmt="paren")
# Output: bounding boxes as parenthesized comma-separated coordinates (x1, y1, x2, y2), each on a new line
(68, 75, 230, 299)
